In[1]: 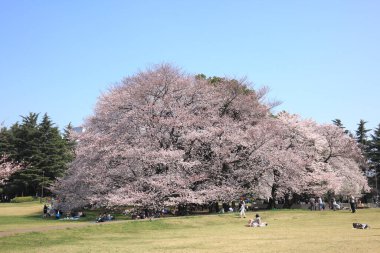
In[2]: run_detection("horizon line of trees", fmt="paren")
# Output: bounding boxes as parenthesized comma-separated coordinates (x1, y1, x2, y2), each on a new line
(0, 113, 75, 199)
(333, 118, 380, 201)
(2, 114, 378, 205)
(0, 69, 380, 211)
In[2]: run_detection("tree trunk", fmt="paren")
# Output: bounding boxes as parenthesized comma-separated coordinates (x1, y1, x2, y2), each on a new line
(222, 203, 230, 212)
(214, 202, 220, 213)
(208, 202, 219, 213)
(283, 194, 292, 208)
(267, 184, 277, 209)
(177, 204, 188, 216)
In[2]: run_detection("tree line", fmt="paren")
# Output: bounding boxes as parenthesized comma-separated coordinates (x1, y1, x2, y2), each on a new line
(0, 113, 75, 198)
(333, 118, 380, 201)
(0, 65, 379, 211)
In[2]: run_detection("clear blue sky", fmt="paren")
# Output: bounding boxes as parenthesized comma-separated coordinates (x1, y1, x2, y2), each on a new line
(1, 1, 379, 134)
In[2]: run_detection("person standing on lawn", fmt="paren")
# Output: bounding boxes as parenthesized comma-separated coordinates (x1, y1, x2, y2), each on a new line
(240, 199, 246, 218)
(350, 195, 356, 213)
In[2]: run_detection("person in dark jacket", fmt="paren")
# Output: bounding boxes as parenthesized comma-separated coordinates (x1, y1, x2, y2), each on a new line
(350, 196, 356, 213)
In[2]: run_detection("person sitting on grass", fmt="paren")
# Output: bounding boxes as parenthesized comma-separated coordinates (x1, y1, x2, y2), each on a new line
(96, 213, 106, 222)
(106, 213, 114, 221)
(247, 214, 268, 227)
(353, 223, 370, 229)
(55, 210, 61, 219)
(332, 198, 340, 211)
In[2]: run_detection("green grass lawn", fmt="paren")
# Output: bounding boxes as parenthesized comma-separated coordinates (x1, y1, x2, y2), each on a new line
(1, 202, 380, 253)
(0, 201, 99, 233)
(0, 202, 59, 231)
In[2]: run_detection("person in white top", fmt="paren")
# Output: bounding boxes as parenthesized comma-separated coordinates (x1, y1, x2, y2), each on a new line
(318, 197, 324, 211)
(332, 198, 340, 210)
(240, 200, 246, 218)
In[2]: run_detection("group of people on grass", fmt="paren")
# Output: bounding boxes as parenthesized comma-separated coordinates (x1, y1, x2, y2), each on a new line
(240, 195, 361, 229)
(309, 195, 357, 213)
(42, 195, 361, 229)
(96, 212, 114, 222)
(43, 204, 63, 219)
(124, 208, 163, 219)
(43, 204, 85, 220)
(239, 199, 268, 228)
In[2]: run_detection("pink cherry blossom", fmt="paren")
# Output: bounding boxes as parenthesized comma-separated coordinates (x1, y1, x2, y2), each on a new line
(0, 154, 23, 185)
(52, 65, 368, 211)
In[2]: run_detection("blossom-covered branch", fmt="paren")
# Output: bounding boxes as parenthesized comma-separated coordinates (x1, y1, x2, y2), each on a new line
(0, 154, 23, 185)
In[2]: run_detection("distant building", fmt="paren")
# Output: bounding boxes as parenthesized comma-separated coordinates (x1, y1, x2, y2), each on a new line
(72, 126, 85, 133)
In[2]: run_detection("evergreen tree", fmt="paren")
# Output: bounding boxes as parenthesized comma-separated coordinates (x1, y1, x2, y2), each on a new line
(195, 73, 225, 84)
(370, 124, 380, 166)
(0, 127, 12, 154)
(356, 119, 371, 146)
(354, 119, 373, 193)
(332, 119, 344, 128)
(36, 114, 69, 195)
(63, 123, 76, 159)
(62, 123, 73, 140)
(332, 119, 349, 134)
(62, 124, 77, 173)
(4, 113, 74, 197)
(8, 113, 42, 196)
(369, 124, 380, 199)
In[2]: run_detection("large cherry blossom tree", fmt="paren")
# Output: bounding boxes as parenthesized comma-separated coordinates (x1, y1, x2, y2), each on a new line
(53, 64, 278, 210)
(52, 65, 368, 211)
